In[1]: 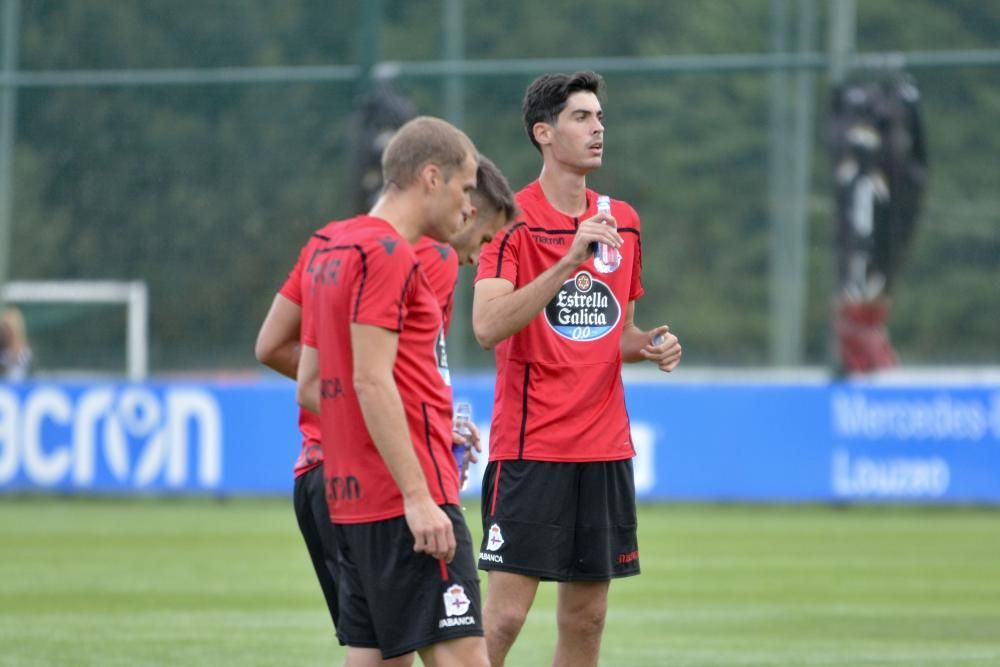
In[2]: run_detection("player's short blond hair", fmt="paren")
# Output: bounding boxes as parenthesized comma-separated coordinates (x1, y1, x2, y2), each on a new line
(382, 116, 476, 189)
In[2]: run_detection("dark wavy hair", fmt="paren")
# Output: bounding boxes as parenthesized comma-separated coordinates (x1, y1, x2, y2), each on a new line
(521, 71, 605, 152)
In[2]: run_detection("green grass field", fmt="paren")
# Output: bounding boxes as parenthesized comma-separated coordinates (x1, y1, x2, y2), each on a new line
(1, 498, 998, 666)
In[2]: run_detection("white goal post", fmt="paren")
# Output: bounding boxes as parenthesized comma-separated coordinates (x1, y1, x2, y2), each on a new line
(1, 280, 148, 381)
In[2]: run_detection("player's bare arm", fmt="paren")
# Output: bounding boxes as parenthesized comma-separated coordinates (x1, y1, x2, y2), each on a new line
(351, 323, 457, 563)
(472, 212, 622, 349)
(295, 344, 320, 414)
(620, 302, 682, 371)
(254, 294, 302, 379)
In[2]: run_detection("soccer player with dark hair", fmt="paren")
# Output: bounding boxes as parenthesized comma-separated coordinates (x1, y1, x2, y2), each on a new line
(472, 72, 683, 666)
(415, 154, 520, 336)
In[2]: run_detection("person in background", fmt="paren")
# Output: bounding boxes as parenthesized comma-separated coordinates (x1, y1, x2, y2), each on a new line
(0, 306, 32, 381)
(416, 154, 520, 336)
(412, 154, 519, 483)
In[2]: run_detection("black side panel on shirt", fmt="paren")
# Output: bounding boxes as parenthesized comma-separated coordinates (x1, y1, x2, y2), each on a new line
(517, 363, 531, 460)
(422, 401, 450, 504)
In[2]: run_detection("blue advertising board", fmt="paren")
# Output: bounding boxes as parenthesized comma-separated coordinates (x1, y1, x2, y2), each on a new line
(1, 376, 998, 502)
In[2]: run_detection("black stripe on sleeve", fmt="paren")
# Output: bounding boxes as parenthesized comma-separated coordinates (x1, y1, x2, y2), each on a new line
(634, 231, 643, 272)
(495, 222, 526, 279)
(349, 244, 368, 322)
(395, 262, 420, 331)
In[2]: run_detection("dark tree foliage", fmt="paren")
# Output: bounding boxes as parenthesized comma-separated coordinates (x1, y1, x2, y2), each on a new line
(9, 1, 999, 371)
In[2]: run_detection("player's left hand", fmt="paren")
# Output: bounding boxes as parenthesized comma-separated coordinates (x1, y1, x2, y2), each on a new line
(404, 495, 457, 562)
(640, 325, 682, 372)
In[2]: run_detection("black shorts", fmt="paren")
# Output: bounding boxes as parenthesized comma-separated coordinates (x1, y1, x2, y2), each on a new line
(479, 459, 640, 582)
(293, 465, 340, 631)
(333, 504, 483, 659)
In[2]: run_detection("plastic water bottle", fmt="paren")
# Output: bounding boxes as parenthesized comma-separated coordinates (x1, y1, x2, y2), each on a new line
(453, 402, 473, 488)
(593, 195, 621, 273)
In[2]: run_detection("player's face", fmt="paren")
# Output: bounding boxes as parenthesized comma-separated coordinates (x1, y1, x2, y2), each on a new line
(547, 91, 604, 173)
(427, 152, 477, 243)
(450, 205, 510, 266)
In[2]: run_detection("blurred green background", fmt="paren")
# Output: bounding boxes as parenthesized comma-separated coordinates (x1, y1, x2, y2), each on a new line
(3, 0, 997, 373)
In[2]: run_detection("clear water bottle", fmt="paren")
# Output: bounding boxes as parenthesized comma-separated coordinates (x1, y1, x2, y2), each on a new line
(593, 195, 621, 273)
(452, 401, 473, 488)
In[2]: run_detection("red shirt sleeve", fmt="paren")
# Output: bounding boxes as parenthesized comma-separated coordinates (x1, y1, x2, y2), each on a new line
(279, 240, 310, 306)
(476, 222, 523, 286)
(301, 319, 317, 347)
(625, 204, 645, 302)
(298, 226, 340, 346)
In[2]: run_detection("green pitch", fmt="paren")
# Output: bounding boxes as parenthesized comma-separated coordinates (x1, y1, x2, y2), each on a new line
(2, 498, 998, 666)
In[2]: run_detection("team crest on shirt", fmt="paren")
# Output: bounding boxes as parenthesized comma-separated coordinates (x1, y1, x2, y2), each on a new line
(443, 584, 472, 617)
(544, 271, 621, 342)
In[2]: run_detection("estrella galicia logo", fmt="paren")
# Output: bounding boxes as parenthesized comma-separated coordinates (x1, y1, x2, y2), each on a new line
(544, 271, 621, 341)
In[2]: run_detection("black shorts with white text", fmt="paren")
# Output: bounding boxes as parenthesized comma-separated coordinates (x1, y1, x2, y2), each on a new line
(334, 504, 483, 659)
(479, 459, 640, 581)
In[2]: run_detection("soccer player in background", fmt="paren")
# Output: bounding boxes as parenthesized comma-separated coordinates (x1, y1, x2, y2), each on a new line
(471, 71, 683, 667)
(294, 116, 489, 666)
(413, 155, 519, 482)
(255, 152, 515, 665)
(0, 307, 32, 380)
(415, 155, 519, 340)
